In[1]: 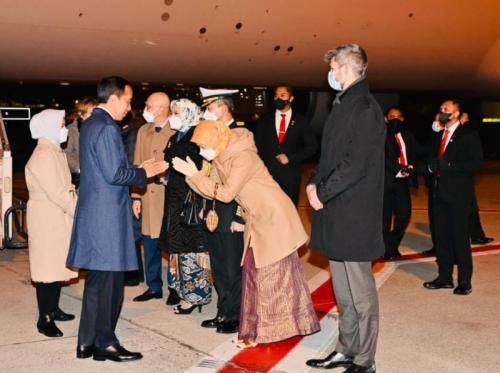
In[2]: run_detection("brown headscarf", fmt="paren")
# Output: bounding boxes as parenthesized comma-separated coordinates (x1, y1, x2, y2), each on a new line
(191, 120, 232, 157)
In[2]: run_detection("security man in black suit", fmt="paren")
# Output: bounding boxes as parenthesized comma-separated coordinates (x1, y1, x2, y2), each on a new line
(423, 100, 483, 295)
(383, 107, 420, 259)
(198, 87, 245, 333)
(254, 86, 317, 205)
(423, 112, 492, 256)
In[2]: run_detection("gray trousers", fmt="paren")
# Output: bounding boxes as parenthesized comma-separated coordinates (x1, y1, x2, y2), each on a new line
(330, 260, 379, 367)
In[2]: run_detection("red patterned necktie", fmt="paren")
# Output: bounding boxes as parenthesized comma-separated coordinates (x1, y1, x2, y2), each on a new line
(438, 129, 450, 157)
(394, 134, 407, 166)
(278, 114, 286, 143)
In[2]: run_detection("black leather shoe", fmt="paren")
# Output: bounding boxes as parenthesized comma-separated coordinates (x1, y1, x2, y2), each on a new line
(453, 284, 472, 295)
(216, 320, 239, 334)
(76, 345, 94, 359)
(165, 290, 181, 306)
(471, 236, 494, 245)
(422, 248, 436, 256)
(306, 351, 354, 369)
(423, 278, 453, 289)
(93, 343, 143, 362)
(343, 363, 376, 373)
(53, 307, 75, 321)
(37, 314, 63, 338)
(133, 289, 162, 302)
(201, 315, 225, 328)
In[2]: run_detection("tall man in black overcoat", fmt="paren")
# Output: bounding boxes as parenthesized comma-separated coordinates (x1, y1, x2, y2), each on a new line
(305, 45, 385, 373)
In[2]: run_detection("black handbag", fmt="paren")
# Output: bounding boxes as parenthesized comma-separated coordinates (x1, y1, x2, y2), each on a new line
(180, 189, 205, 227)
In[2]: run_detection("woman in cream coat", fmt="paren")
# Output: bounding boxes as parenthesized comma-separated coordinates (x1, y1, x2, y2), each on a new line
(25, 109, 78, 337)
(173, 120, 319, 348)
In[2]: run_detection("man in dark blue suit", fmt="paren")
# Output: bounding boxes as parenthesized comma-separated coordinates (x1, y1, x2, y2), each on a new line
(67, 77, 168, 362)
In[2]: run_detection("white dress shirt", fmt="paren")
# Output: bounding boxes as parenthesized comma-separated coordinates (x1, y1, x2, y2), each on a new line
(395, 133, 408, 178)
(275, 109, 292, 136)
(441, 121, 460, 152)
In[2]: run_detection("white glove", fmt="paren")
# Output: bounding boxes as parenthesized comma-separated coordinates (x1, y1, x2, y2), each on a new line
(172, 156, 199, 177)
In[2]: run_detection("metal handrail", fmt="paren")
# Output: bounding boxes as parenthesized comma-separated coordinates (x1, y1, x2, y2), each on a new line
(1, 202, 28, 250)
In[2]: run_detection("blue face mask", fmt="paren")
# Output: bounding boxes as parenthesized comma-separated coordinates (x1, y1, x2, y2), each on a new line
(328, 70, 342, 91)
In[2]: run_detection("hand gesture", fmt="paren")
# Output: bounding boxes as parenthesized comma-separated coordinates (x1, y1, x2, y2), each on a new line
(172, 156, 199, 177)
(141, 158, 169, 178)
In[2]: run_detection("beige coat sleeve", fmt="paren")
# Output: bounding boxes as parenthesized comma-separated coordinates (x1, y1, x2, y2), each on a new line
(27, 151, 77, 217)
(187, 152, 253, 203)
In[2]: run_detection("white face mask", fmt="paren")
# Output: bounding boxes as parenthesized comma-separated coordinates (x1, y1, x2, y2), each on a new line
(168, 115, 184, 131)
(142, 110, 155, 123)
(199, 147, 217, 161)
(328, 71, 342, 91)
(202, 110, 218, 121)
(59, 127, 69, 143)
(432, 121, 444, 133)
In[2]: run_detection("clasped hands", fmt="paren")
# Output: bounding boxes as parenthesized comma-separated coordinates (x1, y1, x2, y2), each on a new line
(172, 156, 200, 177)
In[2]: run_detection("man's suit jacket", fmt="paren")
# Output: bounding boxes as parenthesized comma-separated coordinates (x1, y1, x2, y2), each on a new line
(309, 78, 386, 262)
(254, 111, 317, 183)
(385, 129, 420, 189)
(428, 124, 483, 205)
(67, 108, 147, 271)
(131, 123, 174, 238)
(213, 120, 244, 233)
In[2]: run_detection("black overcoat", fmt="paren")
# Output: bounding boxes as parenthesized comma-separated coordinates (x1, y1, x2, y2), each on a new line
(309, 78, 386, 261)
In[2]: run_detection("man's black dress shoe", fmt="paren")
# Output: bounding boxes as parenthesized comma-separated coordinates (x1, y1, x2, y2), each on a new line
(305, 351, 354, 369)
(343, 363, 376, 373)
(383, 252, 403, 260)
(53, 307, 75, 321)
(453, 284, 472, 295)
(201, 315, 225, 328)
(471, 236, 494, 245)
(37, 314, 63, 338)
(93, 343, 143, 362)
(422, 248, 436, 256)
(216, 320, 239, 334)
(76, 345, 94, 359)
(423, 278, 454, 289)
(165, 289, 181, 306)
(133, 289, 162, 302)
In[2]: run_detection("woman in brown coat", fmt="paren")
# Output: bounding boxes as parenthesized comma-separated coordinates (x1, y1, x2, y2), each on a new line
(172, 120, 319, 348)
(25, 109, 78, 337)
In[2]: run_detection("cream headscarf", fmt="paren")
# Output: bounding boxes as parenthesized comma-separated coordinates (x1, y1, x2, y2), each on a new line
(29, 109, 66, 146)
(170, 98, 202, 131)
(191, 120, 232, 157)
